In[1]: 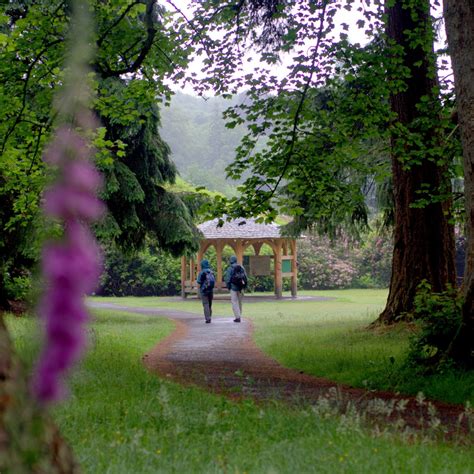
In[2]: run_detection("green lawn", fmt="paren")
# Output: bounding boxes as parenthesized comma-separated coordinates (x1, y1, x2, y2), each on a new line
(6, 307, 474, 473)
(248, 290, 474, 405)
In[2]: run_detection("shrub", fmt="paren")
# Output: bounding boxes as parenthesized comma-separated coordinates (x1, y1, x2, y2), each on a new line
(297, 236, 357, 290)
(246, 275, 274, 292)
(352, 231, 393, 289)
(4, 272, 32, 302)
(97, 244, 181, 296)
(407, 281, 463, 371)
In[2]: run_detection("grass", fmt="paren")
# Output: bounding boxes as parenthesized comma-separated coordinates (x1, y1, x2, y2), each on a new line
(90, 290, 474, 405)
(6, 308, 474, 473)
(247, 290, 474, 405)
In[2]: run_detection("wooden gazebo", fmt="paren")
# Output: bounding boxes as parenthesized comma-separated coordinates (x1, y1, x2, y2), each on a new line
(181, 218, 297, 298)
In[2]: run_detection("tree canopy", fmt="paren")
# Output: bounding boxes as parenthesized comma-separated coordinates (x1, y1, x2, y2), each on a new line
(0, 0, 201, 307)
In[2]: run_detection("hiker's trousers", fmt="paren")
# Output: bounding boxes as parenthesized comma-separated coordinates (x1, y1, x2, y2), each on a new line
(230, 290, 243, 319)
(201, 292, 213, 321)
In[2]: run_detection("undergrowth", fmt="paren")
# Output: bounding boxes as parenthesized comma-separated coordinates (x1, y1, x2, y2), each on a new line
(407, 281, 463, 371)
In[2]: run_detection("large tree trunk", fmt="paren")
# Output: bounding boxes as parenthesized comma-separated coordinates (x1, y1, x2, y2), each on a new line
(376, 0, 456, 324)
(0, 313, 80, 472)
(444, 0, 474, 367)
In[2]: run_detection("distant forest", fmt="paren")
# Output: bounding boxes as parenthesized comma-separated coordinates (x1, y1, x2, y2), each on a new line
(160, 92, 247, 196)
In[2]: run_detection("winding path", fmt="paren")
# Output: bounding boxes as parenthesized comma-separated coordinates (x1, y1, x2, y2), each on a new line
(89, 302, 472, 440)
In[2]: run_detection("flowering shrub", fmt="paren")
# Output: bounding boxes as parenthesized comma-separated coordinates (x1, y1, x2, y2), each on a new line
(296, 230, 393, 290)
(352, 231, 393, 288)
(297, 236, 357, 290)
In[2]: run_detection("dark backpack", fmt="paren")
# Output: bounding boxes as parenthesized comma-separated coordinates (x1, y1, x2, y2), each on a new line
(201, 270, 215, 294)
(230, 264, 247, 290)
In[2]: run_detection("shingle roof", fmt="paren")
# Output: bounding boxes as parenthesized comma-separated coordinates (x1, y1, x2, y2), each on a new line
(198, 218, 282, 239)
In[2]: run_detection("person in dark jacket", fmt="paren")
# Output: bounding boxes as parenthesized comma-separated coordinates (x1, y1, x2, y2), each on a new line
(224, 255, 247, 323)
(197, 259, 215, 323)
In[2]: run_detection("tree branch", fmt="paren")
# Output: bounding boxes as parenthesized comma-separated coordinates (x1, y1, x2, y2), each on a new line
(248, 2, 330, 213)
(97, 0, 157, 78)
(96, 1, 142, 48)
(1, 38, 62, 155)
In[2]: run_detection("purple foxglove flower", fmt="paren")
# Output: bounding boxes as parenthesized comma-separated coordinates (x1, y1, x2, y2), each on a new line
(43, 126, 90, 165)
(32, 125, 104, 405)
(44, 186, 105, 221)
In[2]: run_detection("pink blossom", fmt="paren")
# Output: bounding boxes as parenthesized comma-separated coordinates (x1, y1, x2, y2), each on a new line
(32, 125, 104, 405)
(64, 160, 103, 192)
(43, 126, 90, 165)
(44, 186, 105, 221)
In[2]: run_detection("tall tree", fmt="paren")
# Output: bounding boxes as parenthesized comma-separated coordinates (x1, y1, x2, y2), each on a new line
(444, 0, 474, 366)
(377, 0, 456, 323)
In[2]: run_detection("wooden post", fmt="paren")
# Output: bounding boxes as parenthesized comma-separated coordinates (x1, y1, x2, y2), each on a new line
(191, 256, 200, 298)
(253, 242, 262, 256)
(290, 239, 298, 298)
(235, 240, 244, 265)
(181, 256, 187, 298)
(216, 242, 223, 291)
(197, 248, 203, 269)
(189, 257, 195, 287)
(274, 240, 283, 298)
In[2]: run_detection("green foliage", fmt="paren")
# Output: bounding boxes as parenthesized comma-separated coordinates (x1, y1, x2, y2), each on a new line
(353, 230, 393, 288)
(4, 273, 32, 303)
(97, 243, 181, 297)
(181, 2, 395, 230)
(0, 0, 200, 307)
(0, 1, 64, 306)
(165, 176, 223, 223)
(246, 275, 275, 293)
(166, 176, 221, 198)
(407, 281, 464, 371)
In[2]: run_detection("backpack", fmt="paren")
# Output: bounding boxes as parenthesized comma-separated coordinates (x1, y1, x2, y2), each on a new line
(230, 264, 247, 290)
(200, 270, 215, 294)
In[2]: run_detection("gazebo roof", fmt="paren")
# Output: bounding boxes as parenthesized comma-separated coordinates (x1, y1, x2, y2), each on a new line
(198, 218, 282, 240)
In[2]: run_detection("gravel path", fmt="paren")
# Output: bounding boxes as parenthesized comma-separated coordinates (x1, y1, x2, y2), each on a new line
(89, 301, 472, 440)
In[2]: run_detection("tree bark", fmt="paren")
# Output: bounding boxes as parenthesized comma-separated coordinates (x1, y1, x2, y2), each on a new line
(444, 0, 474, 366)
(0, 313, 80, 473)
(376, 0, 456, 323)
